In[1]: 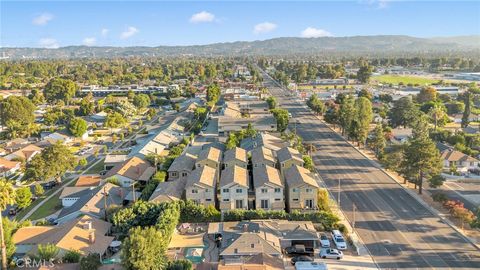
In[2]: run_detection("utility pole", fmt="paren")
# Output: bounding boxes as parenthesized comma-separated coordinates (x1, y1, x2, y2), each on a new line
(132, 182, 136, 202)
(337, 178, 341, 208)
(103, 186, 108, 221)
(352, 204, 357, 230)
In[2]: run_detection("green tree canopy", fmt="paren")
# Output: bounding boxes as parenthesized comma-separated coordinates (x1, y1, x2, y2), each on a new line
(69, 117, 88, 137)
(0, 96, 36, 138)
(44, 78, 77, 104)
(121, 227, 168, 270)
(133, 94, 151, 109)
(15, 187, 32, 209)
(25, 142, 76, 182)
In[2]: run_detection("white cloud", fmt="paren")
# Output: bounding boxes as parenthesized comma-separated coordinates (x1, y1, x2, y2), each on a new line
(301, 27, 333, 38)
(32, 13, 53, 26)
(253, 22, 277, 35)
(83, 37, 96, 46)
(101, 28, 109, 37)
(120, 26, 139, 39)
(39, 38, 59, 49)
(190, 11, 215, 23)
(361, 0, 390, 9)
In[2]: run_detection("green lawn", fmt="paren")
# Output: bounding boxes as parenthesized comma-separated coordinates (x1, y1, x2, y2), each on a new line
(85, 158, 105, 174)
(372, 75, 442, 86)
(28, 193, 62, 221)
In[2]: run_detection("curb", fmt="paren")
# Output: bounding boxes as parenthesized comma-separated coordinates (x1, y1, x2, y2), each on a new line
(321, 120, 480, 251)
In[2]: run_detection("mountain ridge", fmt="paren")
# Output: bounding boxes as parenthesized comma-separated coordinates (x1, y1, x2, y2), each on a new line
(1, 35, 479, 59)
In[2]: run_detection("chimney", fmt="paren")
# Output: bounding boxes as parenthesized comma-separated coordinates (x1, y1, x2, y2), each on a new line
(88, 230, 96, 244)
(242, 224, 248, 233)
(83, 221, 92, 230)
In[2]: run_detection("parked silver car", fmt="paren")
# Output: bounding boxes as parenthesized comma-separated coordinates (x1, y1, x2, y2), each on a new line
(320, 248, 343, 260)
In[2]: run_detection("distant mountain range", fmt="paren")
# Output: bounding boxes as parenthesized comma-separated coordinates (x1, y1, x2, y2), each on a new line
(1, 35, 479, 59)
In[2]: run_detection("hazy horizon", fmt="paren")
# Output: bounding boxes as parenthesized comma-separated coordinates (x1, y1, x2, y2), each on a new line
(1, 1, 479, 48)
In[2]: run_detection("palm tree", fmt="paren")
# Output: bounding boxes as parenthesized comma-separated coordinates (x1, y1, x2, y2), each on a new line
(429, 105, 445, 130)
(0, 179, 15, 270)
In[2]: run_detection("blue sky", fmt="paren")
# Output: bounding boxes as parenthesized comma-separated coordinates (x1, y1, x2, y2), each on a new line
(1, 1, 479, 48)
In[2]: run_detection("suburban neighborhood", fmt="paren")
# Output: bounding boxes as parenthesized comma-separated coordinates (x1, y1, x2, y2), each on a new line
(1, 1, 480, 270)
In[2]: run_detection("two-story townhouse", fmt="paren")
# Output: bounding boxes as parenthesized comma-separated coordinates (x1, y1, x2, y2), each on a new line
(251, 146, 277, 168)
(285, 165, 320, 212)
(253, 165, 284, 210)
(223, 147, 248, 169)
(196, 147, 222, 179)
(167, 153, 197, 181)
(276, 147, 304, 179)
(219, 165, 249, 211)
(185, 166, 217, 206)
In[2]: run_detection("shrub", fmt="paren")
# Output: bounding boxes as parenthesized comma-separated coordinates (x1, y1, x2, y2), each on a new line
(80, 253, 101, 270)
(166, 259, 193, 270)
(63, 249, 81, 263)
(334, 223, 348, 234)
(432, 192, 448, 203)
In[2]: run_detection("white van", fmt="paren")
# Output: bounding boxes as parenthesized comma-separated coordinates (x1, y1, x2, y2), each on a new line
(331, 230, 347, 250)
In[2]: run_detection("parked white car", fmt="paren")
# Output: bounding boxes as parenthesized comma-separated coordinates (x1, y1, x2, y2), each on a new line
(319, 233, 330, 248)
(331, 230, 347, 250)
(320, 248, 343, 260)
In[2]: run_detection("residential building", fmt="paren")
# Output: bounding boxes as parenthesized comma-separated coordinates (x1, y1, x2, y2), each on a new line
(208, 220, 319, 258)
(185, 166, 217, 206)
(218, 116, 277, 136)
(391, 128, 413, 144)
(0, 157, 21, 177)
(40, 132, 73, 144)
(240, 133, 289, 152)
(251, 146, 277, 168)
(276, 147, 304, 178)
(4, 144, 42, 162)
(284, 165, 320, 211)
(217, 253, 284, 270)
(223, 147, 248, 169)
(103, 156, 155, 187)
(253, 166, 284, 210)
(13, 215, 113, 257)
(149, 178, 186, 203)
(56, 183, 125, 224)
(74, 174, 101, 187)
(104, 154, 128, 170)
(440, 149, 480, 174)
(167, 153, 197, 181)
(219, 165, 249, 211)
(196, 147, 222, 179)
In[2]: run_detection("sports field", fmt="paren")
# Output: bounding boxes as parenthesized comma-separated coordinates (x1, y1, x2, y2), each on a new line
(372, 75, 442, 85)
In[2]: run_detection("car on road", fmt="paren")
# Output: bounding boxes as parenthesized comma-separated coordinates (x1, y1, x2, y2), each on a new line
(319, 248, 343, 260)
(291, 255, 314, 265)
(331, 230, 347, 250)
(319, 233, 330, 248)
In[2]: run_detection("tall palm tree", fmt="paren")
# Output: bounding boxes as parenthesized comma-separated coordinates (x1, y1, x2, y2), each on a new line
(0, 179, 15, 270)
(429, 105, 445, 130)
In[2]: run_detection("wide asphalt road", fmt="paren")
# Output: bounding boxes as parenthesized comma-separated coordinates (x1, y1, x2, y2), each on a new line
(261, 70, 480, 269)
